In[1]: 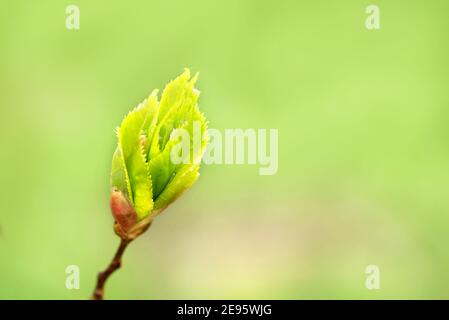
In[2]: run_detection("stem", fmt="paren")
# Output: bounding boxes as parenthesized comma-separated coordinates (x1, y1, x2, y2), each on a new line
(92, 238, 131, 300)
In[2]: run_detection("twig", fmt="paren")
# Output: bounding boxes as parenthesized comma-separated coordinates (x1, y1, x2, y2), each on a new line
(92, 238, 131, 300)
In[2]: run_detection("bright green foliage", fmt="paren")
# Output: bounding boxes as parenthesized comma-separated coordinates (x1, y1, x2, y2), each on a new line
(111, 69, 208, 220)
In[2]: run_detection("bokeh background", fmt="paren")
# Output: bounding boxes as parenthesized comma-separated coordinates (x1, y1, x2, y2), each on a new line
(0, 0, 448, 299)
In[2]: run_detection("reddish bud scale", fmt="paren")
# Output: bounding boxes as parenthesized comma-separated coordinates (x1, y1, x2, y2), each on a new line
(110, 189, 138, 233)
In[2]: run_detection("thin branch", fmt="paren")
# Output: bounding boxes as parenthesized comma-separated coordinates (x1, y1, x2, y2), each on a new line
(92, 238, 131, 300)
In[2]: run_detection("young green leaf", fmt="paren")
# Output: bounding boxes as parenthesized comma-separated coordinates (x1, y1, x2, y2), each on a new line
(117, 97, 154, 219)
(154, 164, 200, 213)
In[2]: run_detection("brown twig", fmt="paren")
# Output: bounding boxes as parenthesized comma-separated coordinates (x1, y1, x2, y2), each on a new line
(92, 238, 131, 300)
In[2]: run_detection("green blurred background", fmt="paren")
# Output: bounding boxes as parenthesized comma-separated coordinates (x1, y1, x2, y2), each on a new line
(0, 0, 448, 299)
